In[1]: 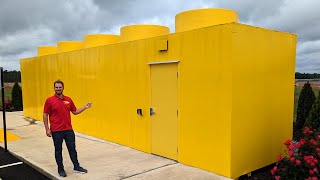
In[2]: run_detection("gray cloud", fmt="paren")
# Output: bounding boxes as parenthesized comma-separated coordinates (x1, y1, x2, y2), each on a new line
(296, 40, 320, 73)
(296, 51, 320, 73)
(214, 0, 284, 23)
(0, 0, 319, 73)
(259, 0, 320, 41)
(298, 40, 320, 55)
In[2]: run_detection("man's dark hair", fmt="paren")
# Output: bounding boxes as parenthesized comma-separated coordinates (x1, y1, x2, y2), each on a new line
(54, 79, 64, 88)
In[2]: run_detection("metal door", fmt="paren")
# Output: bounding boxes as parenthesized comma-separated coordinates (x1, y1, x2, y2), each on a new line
(150, 62, 178, 160)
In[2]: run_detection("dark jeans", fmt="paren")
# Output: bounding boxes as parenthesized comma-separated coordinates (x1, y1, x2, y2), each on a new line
(52, 130, 80, 171)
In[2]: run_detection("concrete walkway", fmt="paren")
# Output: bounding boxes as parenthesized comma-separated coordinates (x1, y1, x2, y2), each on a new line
(0, 112, 231, 180)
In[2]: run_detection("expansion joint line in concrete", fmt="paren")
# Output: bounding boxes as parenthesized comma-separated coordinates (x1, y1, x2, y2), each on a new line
(120, 162, 178, 179)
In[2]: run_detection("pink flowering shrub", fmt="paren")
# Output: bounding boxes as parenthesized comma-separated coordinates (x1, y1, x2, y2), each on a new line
(271, 126, 320, 180)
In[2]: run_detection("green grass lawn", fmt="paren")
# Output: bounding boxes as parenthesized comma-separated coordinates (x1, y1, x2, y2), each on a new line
(4, 89, 12, 99)
(0, 84, 13, 102)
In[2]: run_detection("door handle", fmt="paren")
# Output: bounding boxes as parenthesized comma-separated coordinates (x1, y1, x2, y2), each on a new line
(150, 107, 155, 116)
(137, 109, 142, 116)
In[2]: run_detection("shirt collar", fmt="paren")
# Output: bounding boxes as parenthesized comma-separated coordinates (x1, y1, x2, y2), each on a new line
(54, 94, 65, 100)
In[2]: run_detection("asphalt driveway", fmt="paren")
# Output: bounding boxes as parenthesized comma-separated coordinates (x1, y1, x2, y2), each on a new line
(0, 147, 49, 180)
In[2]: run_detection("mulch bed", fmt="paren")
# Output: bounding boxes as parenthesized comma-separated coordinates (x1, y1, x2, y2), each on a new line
(238, 164, 273, 180)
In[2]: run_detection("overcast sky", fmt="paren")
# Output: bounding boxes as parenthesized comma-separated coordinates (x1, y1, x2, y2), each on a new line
(0, 0, 319, 73)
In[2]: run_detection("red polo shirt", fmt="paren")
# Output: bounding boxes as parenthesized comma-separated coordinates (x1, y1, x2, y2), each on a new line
(43, 94, 77, 132)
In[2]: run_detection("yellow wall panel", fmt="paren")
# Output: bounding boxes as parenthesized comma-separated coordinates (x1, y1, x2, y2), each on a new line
(230, 24, 296, 178)
(20, 20, 296, 179)
(178, 25, 233, 177)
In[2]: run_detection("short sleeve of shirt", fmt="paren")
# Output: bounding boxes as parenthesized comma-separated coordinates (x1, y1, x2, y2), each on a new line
(43, 99, 51, 114)
(69, 98, 77, 112)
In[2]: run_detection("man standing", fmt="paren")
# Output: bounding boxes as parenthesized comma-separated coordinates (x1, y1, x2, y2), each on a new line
(43, 80, 92, 177)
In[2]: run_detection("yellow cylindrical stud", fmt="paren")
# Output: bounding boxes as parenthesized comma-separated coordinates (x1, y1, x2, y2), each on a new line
(84, 34, 120, 48)
(57, 41, 84, 53)
(38, 46, 58, 56)
(120, 25, 169, 42)
(175, 8, 238, 32)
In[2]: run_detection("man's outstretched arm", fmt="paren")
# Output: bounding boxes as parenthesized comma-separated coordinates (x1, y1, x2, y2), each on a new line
(72, 102, 92, 115)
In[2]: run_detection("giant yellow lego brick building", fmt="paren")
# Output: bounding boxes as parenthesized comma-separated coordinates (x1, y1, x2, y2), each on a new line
(20, 8, 296, 179)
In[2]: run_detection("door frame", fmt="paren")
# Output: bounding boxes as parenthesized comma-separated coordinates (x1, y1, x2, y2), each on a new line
(148, 60, 180, 160)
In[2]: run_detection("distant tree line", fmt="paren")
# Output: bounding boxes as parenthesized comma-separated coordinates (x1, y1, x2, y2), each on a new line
(3, 70, 21, 82)
(295, 72, 320, 79)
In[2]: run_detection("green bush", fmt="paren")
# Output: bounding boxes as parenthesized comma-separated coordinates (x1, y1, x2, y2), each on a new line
(305, 90, 320, 130)
(11, 82, 23, 111)
(294, 82, 316, 140)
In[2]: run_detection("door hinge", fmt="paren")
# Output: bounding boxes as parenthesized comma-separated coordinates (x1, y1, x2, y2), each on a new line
(177, 72, 178, 78)
(177, 110, 178, 116)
